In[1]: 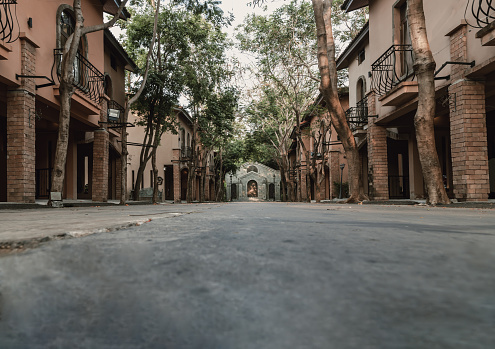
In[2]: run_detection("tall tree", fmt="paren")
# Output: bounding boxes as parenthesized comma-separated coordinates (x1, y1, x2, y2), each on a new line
(49, 0, 128, 207)
(238, 0, 320, 202)
(311, 0, 367, 202)
(407, 0, 449, 205)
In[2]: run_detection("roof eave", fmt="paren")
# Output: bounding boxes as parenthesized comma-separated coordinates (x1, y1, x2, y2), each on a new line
(336, 22, 369, 70)
(341, 0, 369, 13)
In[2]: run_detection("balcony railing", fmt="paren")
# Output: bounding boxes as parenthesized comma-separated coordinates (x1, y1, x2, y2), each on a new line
(54, 48, 105, 104)
(180, 146, 192, 160)
(0, 0, 19, 43)
(371, 45, 415, 96)
(469, 0, 495, 28)
(345, 97, 370, 131)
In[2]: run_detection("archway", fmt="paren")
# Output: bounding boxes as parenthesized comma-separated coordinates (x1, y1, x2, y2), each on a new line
(231, 183, 237, 200)
(269, 183, 275, 200)
(247, 180, 258, 197)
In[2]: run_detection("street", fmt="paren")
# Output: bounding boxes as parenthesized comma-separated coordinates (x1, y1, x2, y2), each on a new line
(0, 202, 494, 348)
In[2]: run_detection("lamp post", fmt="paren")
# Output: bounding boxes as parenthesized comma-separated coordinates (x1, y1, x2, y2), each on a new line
(230, 174, 233, 201)
(273, 174, 276, 201)
(339, 163, 345, 199)
(163, 165, 167, 201)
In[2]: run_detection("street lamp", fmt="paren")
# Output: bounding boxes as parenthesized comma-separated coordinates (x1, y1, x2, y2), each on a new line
(230, 174, 233, 201)
(339, 163, 345, 199)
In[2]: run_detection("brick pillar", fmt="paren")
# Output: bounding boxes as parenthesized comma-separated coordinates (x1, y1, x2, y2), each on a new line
(115, 156, 122, 199)
(448, 24, 490, 201)
(6, 37, 38, 202)
(367, 91, 389, 200)
(172, 149, 181, 203)
(92, 129, 109, 202)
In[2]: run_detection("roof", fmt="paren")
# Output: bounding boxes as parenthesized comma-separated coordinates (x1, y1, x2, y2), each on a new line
(341, 0, 369, 12)
(101, 0, 131, 20)
(174, 107, 193, 126)
(104, 29, 137, 72)
(336, 21, 369, 70)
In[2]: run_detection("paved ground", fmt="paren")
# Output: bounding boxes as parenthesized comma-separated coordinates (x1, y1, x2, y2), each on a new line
(0, 202, 494, 348)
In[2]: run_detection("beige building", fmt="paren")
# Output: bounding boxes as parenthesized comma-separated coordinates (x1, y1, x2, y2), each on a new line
(127, 108, 217, 202)
(339, 0, 495, 201)
(0, 0, 134, 203)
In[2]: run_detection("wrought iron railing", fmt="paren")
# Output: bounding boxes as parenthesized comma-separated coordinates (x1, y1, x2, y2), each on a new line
(468, 0, 495, 28)
(0, 0, 19, 43)
(371, 45, 415, 96)
(345, 97, 370, 131)
(36, 168, 52, 199)
(180, 146, 192, 160)
(54, 49, 105, 104)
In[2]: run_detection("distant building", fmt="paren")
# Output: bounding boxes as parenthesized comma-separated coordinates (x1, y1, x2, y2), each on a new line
(227, 163, 281, 201)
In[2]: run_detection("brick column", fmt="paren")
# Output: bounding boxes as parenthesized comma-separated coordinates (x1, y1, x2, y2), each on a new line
(448, 24, 490, 201)
(92, 129, 109, 202)
(172, 149, 181, 203)
(115, 156, 122, 200)
(6, 37, 38, 202)
(366, 91, 389, 200)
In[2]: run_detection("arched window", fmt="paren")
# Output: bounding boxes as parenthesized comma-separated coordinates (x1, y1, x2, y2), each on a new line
(181, 129, 185, 149)
(104, 74, 113, 99)
(187, 133, 191, 148)
(247, 165, 258, 173)
(57, 7, 86, 85)
(356, 77, 366, 102)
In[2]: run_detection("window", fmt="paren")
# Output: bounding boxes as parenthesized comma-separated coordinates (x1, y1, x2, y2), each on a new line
(111, 54, 117, 71)
(132, 170, 135, 190)
(358, 48, 365, 65)
(58, 8, 85, 86)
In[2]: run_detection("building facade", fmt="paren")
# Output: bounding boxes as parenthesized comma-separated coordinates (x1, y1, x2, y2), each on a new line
(339, 0, 495, 201)
(127, 108, 217, 202)
(227, 162, 281, 201)
(0, 0, 133, 203)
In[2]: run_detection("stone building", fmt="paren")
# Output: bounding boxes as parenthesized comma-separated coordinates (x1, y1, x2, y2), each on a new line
(0, 0, 134, 203)
(338, 0, 495, 201)
(227, 163, 281, 201)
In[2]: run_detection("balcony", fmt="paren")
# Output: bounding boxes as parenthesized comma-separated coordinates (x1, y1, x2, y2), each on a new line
(180, 146, 192, 161)
(472, 0, 495, 45)
(345, 97, 372, 131)
(371, 45, 415, 97)
(0, 0, 19, 44)
(54, 49, 105, 104)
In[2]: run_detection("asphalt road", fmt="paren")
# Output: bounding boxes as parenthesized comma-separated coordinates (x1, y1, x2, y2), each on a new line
(0, 202, 494, 348)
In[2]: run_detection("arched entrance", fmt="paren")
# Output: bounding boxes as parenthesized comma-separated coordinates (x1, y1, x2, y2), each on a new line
(269, 183, 275, 200)
(247, 180, 258, 197)
(231, 183, 237, 200)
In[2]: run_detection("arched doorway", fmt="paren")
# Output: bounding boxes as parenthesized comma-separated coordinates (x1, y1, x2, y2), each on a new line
(269, 183, 275, 200)
(231, 183, 237, 200)
(210, 178, 215, 201)
(181, 168, 188, 201)
(247, 180, 258, 197)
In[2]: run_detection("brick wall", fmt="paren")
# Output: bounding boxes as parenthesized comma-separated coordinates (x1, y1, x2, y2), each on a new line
(92, 128, 109, 202)
(6, 38, 37, 203)
(366, 91, 389, 200)
(172, 149, 181, 203)
(448, 24, 490, 201)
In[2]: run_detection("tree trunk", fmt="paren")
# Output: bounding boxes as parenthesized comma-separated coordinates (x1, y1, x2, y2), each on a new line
(407, 0, 449, 205)
(120, 104, 128, 204)
(215, 149, 224, 202)
(312, 0, 366, 203)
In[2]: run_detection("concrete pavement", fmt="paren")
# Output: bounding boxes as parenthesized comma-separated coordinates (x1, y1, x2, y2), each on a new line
(0, 202, 222, 250)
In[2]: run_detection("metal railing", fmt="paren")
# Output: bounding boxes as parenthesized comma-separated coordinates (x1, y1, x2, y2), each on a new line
(345, 97, 370, 131)
(54, 48, 105, 104)
(36, 168, 52, 199)
(371, 45, 415, 96)
(468, 0, 495, 28)
(180, 146, 192, 160)
(0, 0, 19, 43)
